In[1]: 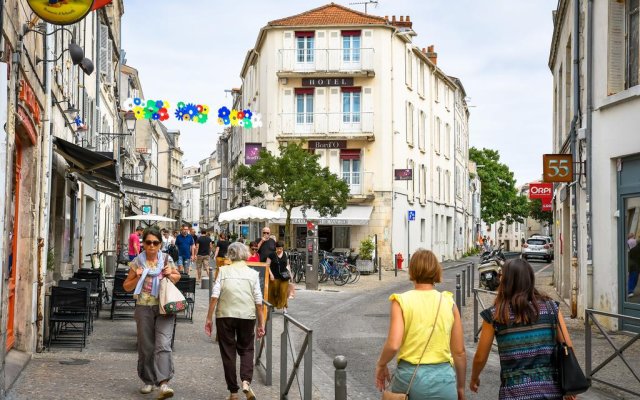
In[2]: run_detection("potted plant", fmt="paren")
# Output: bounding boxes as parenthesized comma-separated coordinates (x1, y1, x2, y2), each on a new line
(356, 237, 375, 274)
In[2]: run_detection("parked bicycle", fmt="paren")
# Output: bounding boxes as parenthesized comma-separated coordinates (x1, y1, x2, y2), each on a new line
(319, 252, 350, 286)
(86, 250, 116, 305)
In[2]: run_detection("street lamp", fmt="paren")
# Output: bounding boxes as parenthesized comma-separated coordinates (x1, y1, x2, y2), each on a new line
(124, 111, 137, 134)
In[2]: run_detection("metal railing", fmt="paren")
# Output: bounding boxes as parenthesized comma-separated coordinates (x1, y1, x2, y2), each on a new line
(278, 48, 375, 73)
(254, 300, 274, 386)
(585, 309, 640, 397)
(281, 313, 313, 399)
(472, 287, 497, 343)
(279, 112, 374, 136)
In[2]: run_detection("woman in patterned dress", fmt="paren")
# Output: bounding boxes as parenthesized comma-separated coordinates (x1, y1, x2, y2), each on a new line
(470, 258, 576, 400)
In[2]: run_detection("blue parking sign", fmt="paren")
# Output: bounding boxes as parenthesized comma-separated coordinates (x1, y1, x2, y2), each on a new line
(408, 210, 415, 221)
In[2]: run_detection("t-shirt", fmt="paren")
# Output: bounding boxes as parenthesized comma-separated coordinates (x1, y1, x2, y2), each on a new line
(247, 254, 260, 262)
(258, 238, 276, 262)
(128, 233, 140, 256)
(268, 251, 289, 280)
(175, 234, 195, 258)
(196, 236, 212, 256)
(216, 240, 230, 258)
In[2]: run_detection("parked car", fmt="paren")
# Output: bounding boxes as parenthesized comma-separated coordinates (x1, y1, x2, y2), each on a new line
(522, 236, 554, 262)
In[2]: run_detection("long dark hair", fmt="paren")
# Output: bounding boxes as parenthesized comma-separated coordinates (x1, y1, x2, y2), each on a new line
(494, 258, 550, 324)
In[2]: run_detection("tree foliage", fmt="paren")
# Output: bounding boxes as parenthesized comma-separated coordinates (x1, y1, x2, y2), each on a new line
(234, 143, 350, 248)
(528, 199, 553, 226)
(469, 147, 528, 225)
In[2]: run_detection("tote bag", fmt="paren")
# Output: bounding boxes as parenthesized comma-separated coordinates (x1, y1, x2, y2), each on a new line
(159, 277, 187, 315)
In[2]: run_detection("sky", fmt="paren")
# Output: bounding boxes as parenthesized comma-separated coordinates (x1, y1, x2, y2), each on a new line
(121, 0, 557, 186)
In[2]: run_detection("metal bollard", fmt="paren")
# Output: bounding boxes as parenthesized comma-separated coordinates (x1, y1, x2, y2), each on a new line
(466, 264, 472, 297)
(473, 289, 479, 343)
(394, 255, 398, 277)
(334, 355, 348, 400)
(456, 283, 462, 310)
(471, 263, 475, 290)
(378, 257, 382, 281)
(461, 270, 466, 307)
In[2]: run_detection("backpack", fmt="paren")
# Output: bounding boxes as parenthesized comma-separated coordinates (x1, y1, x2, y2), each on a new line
(167, 244, 179, 263)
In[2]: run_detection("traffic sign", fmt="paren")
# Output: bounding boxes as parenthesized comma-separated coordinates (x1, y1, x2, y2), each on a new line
(408, 210, 415, 221)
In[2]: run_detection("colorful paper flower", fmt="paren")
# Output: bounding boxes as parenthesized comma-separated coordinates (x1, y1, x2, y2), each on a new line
(155, 100, 164, 109)
(218, 106, 230, 118)
(223, 117, 230, 125)
(163, 101, 170, 109)
(152, 113, 160, 120)
(122, 98, 134, 111)
(185, 103, 198, 117)
(243, 109, 253, 119)
(218, 117, 224, 125)
(243, 118, 252, 129)
(238, 119, 245, 127)
(134, 106, 145, 119)
(237, 111, 245, 119)
(133, 97, 142, 106)
(183, 114, 191, 121)
(202, 105, 210, 115)
(252, 113, 263, 127)
(175, 109, 185, 120)
(199, 114, 208, 124)
(177, 101, 186, 109)
(196, 105, 203, 113)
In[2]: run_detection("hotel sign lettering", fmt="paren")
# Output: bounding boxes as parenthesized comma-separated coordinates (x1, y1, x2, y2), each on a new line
(308, 140, 346, 149)
(302, 78, 354, 87)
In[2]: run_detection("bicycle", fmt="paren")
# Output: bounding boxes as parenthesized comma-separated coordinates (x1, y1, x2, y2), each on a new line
(335, 255, 360, 284)
(319, 252, 350, 286)
(86, 250, 116, 305)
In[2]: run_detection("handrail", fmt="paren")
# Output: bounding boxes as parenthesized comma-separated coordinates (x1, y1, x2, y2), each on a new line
(585, 309, 640, 397)
(254, 300, 274, 386)
(472, 287, 497, 343)
(281, 313, 313, 400)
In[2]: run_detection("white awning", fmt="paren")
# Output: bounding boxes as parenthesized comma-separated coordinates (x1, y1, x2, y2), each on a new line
(274, 206, 373, 226)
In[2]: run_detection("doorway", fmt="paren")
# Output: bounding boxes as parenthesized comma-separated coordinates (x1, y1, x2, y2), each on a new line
(318, 225, 333, 251)
(7, 138, 23, 351)
(619, 155, 640, 331)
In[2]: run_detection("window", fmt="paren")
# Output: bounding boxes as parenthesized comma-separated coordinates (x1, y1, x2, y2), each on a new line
(437, 167, 442, 201)
(421, 218, 426, 242)
(342, 31, 361, 62)
(418, 110, 426, 150)
(405, 49, 413, 87)
(296, 32, 314, 63)
(629, 0, 639, 87)
(295, 88, 314, 124)
(418, 62, 425, 95)
(341, 150, 361, 194)
(434, 78, 440, 102)
(406, 102, 414, 145)
(342, 88, 361, 123)
(608, 0, 639, 93)
(445, 123, 451, 158)
(435, 117, 441, 154)
(422, 164, 427, 203)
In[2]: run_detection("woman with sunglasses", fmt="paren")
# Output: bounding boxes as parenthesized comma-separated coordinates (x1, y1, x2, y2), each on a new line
(247, 240, 260, 262)
(124, 227, 181, 399)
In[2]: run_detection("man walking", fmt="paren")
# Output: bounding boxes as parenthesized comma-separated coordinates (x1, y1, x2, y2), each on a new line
(195, 229, 213, 284)
(175, 224, 196, 274)
(257, 226, 276, 263)
(128, 226, 143, 261)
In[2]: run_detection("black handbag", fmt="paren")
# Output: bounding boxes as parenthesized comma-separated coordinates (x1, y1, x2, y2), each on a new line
(549, 302, 590, 395)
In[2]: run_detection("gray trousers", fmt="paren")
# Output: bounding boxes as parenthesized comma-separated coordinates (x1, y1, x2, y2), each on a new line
(134, 305, 176, 385)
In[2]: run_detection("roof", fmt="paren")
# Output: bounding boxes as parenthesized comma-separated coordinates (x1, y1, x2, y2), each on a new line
(268, 2, 388, 27)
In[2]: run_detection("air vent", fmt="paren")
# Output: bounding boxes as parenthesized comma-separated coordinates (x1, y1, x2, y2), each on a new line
(284, 32, 292, 38)
(364, 88, 372, 94)
(284, 89, 292, 95)
(331, 88, 338, 94)
(364, 31, 372, 37)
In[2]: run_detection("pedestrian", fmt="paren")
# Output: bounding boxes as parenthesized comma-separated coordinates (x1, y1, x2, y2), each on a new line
(214, 233, 231, 272)
(470, 258, 576, 400)
(375, 249, 466, 399)
(628, 237, 640, 298)
(205, 242, 266, 400)
(161, 229, 174, 253)
(195, 229, 213, 285)
(266, 241, 292, 314)
(190, 227, 198, 244)
(257, 226, 276, 262)
(247, 241, 260, 262)
(174, 224, 195, 275)
(129, 226, 144, 261)
(123, 227, 182, 399)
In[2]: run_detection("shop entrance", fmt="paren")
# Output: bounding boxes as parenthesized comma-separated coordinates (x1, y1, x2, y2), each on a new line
(7, 138, 23, 351)
(620, 155, 640, 331)
(318, 225, 333, 252)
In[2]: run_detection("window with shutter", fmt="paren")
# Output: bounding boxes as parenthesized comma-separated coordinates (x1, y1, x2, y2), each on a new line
(107, 39, 114, 84)
(608, 0, 626, 94)
(629, 0, 640, 87)
(99, 24, 109, 80)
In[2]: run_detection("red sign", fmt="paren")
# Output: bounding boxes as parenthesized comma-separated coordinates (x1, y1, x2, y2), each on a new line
(18, 80, 41, 125)
(542, 200, 552, 211)
(529, 183, 553, 200)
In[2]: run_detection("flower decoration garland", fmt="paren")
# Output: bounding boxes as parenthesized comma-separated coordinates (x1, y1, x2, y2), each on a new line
(174, 101, 209, 124)
(122, 98, 169, 121)
(217, 107, 261, 129)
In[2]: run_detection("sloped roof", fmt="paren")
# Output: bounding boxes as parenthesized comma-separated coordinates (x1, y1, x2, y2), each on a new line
(268, 2, 388, 27)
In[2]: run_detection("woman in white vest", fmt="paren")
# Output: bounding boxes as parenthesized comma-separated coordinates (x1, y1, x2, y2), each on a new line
(205, 242, 266, 400)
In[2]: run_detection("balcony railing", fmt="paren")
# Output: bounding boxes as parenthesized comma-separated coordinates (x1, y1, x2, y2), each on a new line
(279, 112, 373, 136)
(342, 171, 374, 197)
(278, 48, 374, 74)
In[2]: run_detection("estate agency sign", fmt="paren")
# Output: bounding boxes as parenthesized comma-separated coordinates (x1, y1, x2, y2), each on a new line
(528, 183, 553, 200)
(302, 78, 354, 87)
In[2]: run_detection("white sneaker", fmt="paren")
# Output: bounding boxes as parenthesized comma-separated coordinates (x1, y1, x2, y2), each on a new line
(242, 381, 256, 400)
(139, 384, 154, 394)
(157, 383, 174, 399)
(283, 308, 288, 315)
(629, 293, 635, 298)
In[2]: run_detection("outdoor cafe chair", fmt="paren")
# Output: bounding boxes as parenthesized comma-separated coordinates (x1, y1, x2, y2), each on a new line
(110, 275, 135, 320)
(58, 279, 94, 334)
(47, 286, 90, 350)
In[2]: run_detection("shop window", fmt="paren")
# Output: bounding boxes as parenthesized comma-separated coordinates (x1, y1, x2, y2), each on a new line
(334, 226, 350, 249)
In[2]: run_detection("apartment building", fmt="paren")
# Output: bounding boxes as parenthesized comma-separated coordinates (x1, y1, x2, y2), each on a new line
(229, 4, 474, 263)
(199, 151, 222, 233)
(182, 166, 201, 229)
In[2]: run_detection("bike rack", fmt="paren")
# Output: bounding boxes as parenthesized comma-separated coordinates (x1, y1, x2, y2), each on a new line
(585, 309, 640, 397)
(281, 313, 313, 400)
(254, 300, 274, 386)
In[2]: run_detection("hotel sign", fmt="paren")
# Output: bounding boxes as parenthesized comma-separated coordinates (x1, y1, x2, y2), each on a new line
(308, 140, 346, 149)
(302, 78, 354, 87)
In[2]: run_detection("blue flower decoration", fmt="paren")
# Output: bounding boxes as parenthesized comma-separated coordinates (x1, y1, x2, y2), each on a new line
(185, 103, 199, 117)
(155, 100, 164, 108)
(175, 109, 185, 119)
(133, 97, 142, 106)
(152, 113, 160, 120)
(243, 109, 253, 119)
(218, 106, 230, 118)
(223, 117, 230, 125)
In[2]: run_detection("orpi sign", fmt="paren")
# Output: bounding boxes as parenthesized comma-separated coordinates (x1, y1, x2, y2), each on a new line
(528, 183, 553, 200)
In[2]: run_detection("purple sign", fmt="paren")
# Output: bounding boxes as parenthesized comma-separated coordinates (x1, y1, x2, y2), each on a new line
(394, 169, 413, 180)
(245, 143, 262, 165)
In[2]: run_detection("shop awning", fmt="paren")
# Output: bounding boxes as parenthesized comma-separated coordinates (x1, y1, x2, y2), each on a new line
(274, 205, 373, 226)
(52, 137, 122, 198)
(122, 177, 173, 202)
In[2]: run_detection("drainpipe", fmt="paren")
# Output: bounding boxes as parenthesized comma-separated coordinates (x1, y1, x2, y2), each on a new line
(586, 0, 594, 309)
(390, 27, 395, 265)
(36, 23, 54, 353)
(570, 0, 581, 319)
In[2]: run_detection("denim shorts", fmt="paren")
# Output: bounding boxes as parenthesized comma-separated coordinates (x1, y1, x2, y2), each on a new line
(391, 361, 457, 400)
(177, 256, 191, 268)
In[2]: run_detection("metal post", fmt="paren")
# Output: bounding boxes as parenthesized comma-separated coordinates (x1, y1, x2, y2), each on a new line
(585, 311, 591, 380)
(473, 289, 479, 343)
(334, 355, 348, 400)
(304, 330, 313, 400)
(461, 269, 466, 307)
(378, 256, 382, 281)
(466, 263, 472, 297)
(456, 283, 462, 310)
(374, 234, 378, 272)
(471, 263, 475, 291)
(394, 254, 398, 277)
(208, 258, 214, 299)
(280, 320, 288, 398)
(266, 306, 273, 386)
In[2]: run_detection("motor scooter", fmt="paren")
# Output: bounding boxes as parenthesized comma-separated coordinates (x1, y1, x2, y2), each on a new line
(478, 244, 505, 291)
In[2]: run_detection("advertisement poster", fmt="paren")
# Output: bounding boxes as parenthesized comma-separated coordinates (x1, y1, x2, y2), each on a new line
(245, 143, 262, 165)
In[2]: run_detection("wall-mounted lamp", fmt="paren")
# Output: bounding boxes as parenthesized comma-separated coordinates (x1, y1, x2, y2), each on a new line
(55, 99, 79, 114)
(25, 24, 94, 76)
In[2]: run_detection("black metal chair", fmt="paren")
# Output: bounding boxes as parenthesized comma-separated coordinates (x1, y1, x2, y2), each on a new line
(47, 286, 90, 350)
(58, 280, 94, 334)
(110, 275, 135, 320)
(175, 277, 196, 323)
(74, 270, 102, 317)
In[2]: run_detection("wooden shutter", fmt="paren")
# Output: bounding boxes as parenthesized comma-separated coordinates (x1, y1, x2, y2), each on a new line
(106, 39, 114, 85)
(328, 87, 340, 132)
(329, 30, 340, 70)
(282, 89, 293, 134)
(608, 0, 626, 95)
(315, 88, 327, 133)
(99, 24, 109, 79)
(315, 149, 327, 168)
(316, 30, 327, 70)
(282, 31, 294, 71)
(362, 87, 373, 133)
(328, 149, 340, 175)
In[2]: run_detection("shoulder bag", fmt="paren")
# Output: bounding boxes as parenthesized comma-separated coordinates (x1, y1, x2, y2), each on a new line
(382, 293, 443, 400)
(549, 301, 590, 395)
(279, 252, 291, 280)
(158, 260, 187, 315)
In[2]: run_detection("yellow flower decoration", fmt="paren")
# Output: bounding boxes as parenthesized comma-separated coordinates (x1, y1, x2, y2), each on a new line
(163, 101, 170, 110)
(133, 106, 145, 120)
(218, 117, 224, 125)
(183, 114, 191, 121)
(202, 105, 210, 115)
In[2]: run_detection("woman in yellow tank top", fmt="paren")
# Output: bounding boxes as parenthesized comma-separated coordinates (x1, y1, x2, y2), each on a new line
(375, 249, 467, 399)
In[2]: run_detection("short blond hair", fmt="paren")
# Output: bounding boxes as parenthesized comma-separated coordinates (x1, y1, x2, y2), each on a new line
(408, 249, 442, 284)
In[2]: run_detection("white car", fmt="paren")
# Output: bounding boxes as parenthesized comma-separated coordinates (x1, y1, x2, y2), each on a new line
(522, 236, 554, 262)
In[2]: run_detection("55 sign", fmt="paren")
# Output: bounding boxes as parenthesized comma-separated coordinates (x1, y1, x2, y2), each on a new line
(543, 154, 573, 183)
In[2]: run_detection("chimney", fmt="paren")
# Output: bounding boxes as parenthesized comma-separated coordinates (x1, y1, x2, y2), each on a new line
(390, 14, 412, 29)
(426, 45, 437, 65)
(399, 16, 404, 22)
(392, 15, 396, 23)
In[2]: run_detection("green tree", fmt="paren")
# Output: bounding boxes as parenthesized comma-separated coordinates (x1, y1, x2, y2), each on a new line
(529, 199, 553, 226)
(469, 147, 528, 224)
(235, 143, 350, 248)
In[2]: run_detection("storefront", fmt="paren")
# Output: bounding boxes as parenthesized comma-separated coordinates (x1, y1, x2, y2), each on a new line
(274, 205, 373, 251)
(619, 154, 640, 331)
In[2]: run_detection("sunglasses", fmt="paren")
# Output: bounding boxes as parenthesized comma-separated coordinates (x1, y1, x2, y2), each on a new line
(251, 247, 258, 250)
(262, 232, 270, 234)
(144, 240, 161, 246)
